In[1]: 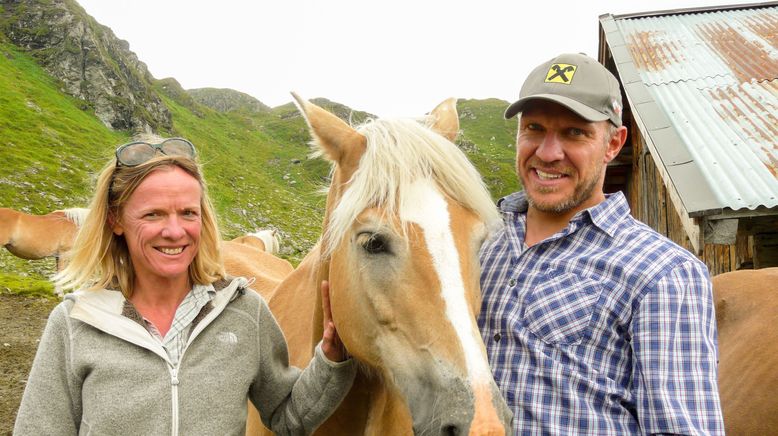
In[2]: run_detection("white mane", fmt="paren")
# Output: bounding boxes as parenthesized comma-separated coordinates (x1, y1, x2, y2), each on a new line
(322, 116, 501, 257)
(61, 208, 90, 227)
(248, 229, 280, 254)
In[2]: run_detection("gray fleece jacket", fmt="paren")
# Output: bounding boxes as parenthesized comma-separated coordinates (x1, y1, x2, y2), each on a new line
(13, 276, 356, 436)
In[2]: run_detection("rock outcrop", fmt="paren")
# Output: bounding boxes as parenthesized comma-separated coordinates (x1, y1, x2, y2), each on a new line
(188, 87, 270, 113)
(0, 0, 171, 133)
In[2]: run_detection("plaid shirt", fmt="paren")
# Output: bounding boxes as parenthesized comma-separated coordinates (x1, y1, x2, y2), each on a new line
(125, 284, 215, 366)
(478, 191, 724, 435)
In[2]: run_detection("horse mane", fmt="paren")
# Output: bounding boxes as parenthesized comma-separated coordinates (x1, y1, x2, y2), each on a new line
(321, 116, 501, 257)
(248, 229, 280, 254)
(60, 208, 90, 227)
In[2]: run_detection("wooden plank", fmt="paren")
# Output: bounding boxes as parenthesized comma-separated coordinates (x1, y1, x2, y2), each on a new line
(735, 229, 753, 270)
(704, 243, 717, 275)
(754, 233, 778, 268)
(657, 169, 668, 236)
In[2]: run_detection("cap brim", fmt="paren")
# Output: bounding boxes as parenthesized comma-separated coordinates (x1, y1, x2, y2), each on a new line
(504, 94, 610, 123)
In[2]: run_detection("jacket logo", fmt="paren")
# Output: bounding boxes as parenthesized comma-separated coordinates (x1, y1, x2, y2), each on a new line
(217, 331, 238, 345)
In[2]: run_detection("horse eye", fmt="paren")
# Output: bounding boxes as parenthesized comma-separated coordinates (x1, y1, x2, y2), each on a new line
(360, 233, 390, 255)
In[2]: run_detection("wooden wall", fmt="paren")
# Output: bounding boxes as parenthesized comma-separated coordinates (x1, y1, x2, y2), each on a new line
(616, 130, 754, 277)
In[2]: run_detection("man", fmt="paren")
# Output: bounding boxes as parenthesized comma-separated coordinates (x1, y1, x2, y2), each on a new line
(478, 53, 724, 435)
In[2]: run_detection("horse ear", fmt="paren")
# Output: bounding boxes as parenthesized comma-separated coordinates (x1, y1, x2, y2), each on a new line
(291, 92, 366, 172)
(428, 97, 459, 142)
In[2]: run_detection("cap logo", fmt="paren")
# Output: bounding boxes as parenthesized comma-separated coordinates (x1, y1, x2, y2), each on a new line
(545, 63, 577, 84)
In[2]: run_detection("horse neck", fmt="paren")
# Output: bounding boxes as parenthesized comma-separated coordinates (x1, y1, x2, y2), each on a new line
(0, 208, 23, 243)
(362, 372, 414, 435)
(316, 367, 413, 435)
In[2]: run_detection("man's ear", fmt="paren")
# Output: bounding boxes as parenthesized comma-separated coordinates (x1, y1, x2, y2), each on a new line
(604, 126, 628, 163)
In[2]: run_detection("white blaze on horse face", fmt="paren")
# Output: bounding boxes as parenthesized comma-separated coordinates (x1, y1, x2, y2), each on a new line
(399, 179, 492, 383)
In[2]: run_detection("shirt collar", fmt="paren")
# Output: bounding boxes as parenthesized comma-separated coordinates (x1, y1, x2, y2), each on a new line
(497, 190, 630, 238)
(192, 283, 216, 305)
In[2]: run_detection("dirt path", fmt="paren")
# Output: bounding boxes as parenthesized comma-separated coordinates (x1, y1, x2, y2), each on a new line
(0, 293, 57, 435)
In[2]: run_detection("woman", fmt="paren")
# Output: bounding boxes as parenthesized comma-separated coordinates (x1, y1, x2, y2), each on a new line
(14, 136, 355, 435)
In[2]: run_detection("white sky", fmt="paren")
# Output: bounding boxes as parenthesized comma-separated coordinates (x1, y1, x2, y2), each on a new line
(76, 0, 760, 117)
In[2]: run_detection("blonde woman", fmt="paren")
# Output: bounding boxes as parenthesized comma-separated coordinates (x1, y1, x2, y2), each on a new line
(15, 136, 355, 435)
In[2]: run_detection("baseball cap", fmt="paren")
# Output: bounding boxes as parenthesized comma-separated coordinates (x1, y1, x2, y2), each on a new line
(504, 53, 623, 127)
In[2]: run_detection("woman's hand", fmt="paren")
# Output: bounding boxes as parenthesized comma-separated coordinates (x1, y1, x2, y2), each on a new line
(321, 280, 348, 362)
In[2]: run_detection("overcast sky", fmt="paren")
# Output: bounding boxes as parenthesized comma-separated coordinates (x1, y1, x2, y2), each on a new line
(76, 0, 760, 117)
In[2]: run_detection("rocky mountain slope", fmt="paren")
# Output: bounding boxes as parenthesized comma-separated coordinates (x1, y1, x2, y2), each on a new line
(0, 0, 170, 132)
(188, 87, 271, 113)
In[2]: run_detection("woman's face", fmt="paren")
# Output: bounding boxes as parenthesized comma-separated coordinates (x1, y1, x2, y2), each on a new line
(112, 166, 202, 287)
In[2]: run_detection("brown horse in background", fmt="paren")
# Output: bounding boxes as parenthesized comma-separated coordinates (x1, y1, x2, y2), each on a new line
(714, 267, 778, 435)
(228, 229, 281, 254)
(0, 207, 90, 297)
(222, 230, 293, 300)
(0, 207, 89, 270)
(247, 95, 511, 435)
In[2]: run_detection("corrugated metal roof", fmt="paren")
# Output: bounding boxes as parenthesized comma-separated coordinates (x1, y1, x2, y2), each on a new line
(603, 5, 778, 214)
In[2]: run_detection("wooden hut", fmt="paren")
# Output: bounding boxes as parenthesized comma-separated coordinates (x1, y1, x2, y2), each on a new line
(598, 2, 778, 275)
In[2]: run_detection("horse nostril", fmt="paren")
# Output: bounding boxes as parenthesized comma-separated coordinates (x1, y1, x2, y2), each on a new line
(443, 425, 460, 436)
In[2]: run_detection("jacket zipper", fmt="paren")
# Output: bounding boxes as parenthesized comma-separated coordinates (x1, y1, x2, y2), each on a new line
(170, 366, 180, 436)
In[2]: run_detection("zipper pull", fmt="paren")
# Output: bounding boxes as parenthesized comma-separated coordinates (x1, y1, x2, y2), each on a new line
(171, 368, 179, 386)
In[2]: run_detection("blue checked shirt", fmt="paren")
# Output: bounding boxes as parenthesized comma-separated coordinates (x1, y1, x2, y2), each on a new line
(478, 191, 724, 435)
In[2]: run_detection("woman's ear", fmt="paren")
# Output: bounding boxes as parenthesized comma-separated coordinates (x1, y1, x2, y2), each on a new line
(108, 211, 123, 235)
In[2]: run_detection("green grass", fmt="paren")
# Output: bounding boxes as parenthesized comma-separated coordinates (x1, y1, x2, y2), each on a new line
(0, 271, 56, 299)
(0, 42, 127, 213)
(457, 98, 521, 200)
(0, 39, 520, 298)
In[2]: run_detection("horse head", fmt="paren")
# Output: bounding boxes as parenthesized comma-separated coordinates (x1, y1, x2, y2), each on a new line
(293, 94, 512, 435)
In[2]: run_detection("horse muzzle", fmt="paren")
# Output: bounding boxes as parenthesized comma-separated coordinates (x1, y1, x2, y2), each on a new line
(400, 364, 513, 436)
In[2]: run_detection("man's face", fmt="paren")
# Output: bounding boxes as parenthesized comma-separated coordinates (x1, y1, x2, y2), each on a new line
(516, 100, 624, 216)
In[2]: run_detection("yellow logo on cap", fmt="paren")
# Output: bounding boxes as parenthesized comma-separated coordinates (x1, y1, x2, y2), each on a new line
(545, 63, 577, 84)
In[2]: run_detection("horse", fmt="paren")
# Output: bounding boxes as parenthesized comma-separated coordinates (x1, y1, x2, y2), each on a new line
(221, 230, 293, 300)
(228, 229, 281, 254)
(713, 267, 778, 435)
(0, 207, 89, 270)
(247, 95, 512, 435)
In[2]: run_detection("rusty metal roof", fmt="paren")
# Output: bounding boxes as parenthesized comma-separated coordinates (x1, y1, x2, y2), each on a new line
(600, 3, 778, 215)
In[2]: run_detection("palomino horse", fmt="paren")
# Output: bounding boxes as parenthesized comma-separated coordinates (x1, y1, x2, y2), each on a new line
(714, 267, 778, 435)
(248, 95, 512, 435)
(0, 207, 89, 271)
(221, 230, 293, 299)
(228, 229, 281, 254)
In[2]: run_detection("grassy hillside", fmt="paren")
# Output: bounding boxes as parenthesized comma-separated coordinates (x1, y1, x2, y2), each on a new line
(0, 40, 126, 296)
(0, 39, 519, 297)
(457, 98, 520, 200)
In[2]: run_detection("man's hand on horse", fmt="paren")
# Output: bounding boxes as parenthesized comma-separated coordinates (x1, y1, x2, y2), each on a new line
(321, 280, 349, 362)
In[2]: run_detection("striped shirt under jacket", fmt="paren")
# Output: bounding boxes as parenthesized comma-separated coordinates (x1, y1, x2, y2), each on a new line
(478, 191, 724, 435)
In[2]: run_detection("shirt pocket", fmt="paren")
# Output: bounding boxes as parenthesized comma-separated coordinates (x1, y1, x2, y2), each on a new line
(521, 271, 601, 345)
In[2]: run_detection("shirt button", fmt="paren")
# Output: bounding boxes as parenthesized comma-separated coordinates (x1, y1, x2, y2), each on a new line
(493, 333, 501, 342)
(509, 278, 516, 286)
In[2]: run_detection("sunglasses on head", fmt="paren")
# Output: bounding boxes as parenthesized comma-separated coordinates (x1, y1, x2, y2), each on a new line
(115, 137, 196, 167)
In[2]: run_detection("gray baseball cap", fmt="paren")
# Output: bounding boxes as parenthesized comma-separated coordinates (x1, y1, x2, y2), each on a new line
(504, 53, 623, 127)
